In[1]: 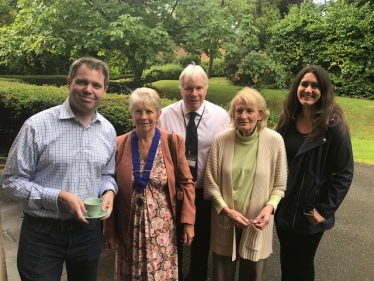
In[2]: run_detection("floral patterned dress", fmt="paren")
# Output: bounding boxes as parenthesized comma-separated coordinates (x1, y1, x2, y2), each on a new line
(114, 143, 178, 281)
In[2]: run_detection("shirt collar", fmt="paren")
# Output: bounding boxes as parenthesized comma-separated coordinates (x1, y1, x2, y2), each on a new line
(182, 100, 205, 117)
(59, 98, 101, 123)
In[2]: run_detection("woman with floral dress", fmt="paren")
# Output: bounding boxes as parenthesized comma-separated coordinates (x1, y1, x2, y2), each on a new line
(104, 87, 196, 280)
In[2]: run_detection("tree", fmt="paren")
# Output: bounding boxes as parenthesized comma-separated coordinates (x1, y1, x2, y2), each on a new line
(320, 1, 374, 98)
(268, 1, 324, 84)
(0, 0, 179, 84)
(0, 0, 17, 26)
(340, 0, 374, 9)
(173, 0, 236, 78)
(268, 1, 374, 98)
(223, 0, 260, 77)
(221, 0, 282, 88)
(251, 0, 282, 49)
(277, 0, 305, 17)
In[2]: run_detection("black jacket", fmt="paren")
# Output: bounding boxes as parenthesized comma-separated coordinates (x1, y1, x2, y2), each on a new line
(275, 118, 354, 234)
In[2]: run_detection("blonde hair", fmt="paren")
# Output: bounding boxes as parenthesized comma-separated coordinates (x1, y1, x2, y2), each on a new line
(228, 87, 269, 131)
(128, 87, 161, 113)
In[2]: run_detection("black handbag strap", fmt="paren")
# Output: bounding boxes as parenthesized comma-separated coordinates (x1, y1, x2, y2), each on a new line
(167, 132, 182, 192)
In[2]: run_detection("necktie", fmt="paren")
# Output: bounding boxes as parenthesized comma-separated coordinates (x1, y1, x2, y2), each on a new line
(186, 112, 198, 181)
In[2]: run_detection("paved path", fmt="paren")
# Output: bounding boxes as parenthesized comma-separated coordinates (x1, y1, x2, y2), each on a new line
(264, 162, 374, 281)
(1, 163, 373, 280)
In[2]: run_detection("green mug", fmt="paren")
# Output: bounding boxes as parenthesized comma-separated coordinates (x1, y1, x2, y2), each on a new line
(84, 198, 103, 217)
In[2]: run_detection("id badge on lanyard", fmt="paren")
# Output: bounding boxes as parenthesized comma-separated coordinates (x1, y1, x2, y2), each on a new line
(186, 154, 197, 168)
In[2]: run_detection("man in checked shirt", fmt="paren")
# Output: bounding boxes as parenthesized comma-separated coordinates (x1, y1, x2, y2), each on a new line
(0, 57, 118, 281)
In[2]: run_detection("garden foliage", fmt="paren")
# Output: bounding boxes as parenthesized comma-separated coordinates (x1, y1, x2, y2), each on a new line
(268, 1, 374, 99)
(142, 64, 183, 83)
(0, 81, 174, 154)
(0, 75, 135, 94)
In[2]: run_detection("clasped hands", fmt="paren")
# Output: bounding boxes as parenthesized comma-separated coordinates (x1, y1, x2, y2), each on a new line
(223, 204, 274, 230)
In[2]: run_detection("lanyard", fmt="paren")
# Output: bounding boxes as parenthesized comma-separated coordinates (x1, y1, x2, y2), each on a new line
(182, 104, 205, 130)
(131, 127, 161, 193)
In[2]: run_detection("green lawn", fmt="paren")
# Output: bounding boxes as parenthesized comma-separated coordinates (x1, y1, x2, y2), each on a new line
(153, 78, 374, 165)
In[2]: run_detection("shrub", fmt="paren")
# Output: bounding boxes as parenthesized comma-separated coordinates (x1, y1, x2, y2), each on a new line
(0, 75, 139, 95)
(268, 1, 374, 99)
(0, 77, 25, 83)
(0, 75, 67, 87)
(107, 81, 133, 94)
(111, 73, 133, 80)
(172, 55, 201, 68)
(0, 81, 175, 155)
(226, 51, 280, 89)
(154, 52, 177, 66)
(142, 64, 183, 83)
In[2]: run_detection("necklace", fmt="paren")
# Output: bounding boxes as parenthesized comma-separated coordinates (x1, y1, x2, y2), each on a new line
(131, 128, 161, 208)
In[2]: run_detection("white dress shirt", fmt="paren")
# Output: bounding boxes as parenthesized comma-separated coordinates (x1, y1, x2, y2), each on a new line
(159, 100, 229, 188)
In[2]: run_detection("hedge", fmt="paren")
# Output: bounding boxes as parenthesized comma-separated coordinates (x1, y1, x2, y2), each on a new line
(0, 80, 175, 155)
(0, 75, 68, 87)
(0, 75, 135, 94)
(142, 64, 183, 83)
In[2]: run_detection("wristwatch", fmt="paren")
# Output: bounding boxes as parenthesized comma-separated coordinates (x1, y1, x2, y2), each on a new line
(101, 189, 115, 197)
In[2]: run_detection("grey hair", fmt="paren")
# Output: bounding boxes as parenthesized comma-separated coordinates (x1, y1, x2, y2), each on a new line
(179, 64, 208, 89)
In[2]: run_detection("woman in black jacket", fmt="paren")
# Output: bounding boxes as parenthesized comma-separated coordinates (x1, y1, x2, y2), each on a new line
(275, 65, 354, 281)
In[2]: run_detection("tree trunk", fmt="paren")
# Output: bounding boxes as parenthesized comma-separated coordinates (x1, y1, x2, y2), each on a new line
(127, 50, 147, 87)
(207, 55, 214, 78)
(128, 55, 141, 86)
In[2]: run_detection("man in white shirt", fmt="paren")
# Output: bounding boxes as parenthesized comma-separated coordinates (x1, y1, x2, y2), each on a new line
(159, 64, 229, 281)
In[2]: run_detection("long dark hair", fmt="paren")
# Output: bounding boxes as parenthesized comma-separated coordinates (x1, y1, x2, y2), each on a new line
(275, 65, 348, 141)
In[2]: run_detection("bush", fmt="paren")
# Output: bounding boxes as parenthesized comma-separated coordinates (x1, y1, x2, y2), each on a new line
(154, 52, 177, 66)
(0, 77, 25, 83)
(0, 81, 175, 154)
(0, 75, 67, 87)
(172, 55, 201, 68)
(267, 110, 279, 129)
(111, 73, 133, 80)
(107, 81, 133, 94)
(330, 65, 374, 100)
(201, 59, 225, 77)
(226, 51, 281, 89)
(268, 1, 374, 99)
(0, 75, 139, 95)
(142, 64, 183, 83)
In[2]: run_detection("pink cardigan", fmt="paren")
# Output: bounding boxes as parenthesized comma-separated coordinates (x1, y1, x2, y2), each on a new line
(103, 128, 196, 240)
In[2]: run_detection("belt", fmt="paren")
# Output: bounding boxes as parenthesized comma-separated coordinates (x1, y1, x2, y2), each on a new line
(24, 213, 87, 231)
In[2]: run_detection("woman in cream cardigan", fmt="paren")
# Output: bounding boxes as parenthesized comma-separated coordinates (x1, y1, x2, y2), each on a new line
(204, 87, 288, 281)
